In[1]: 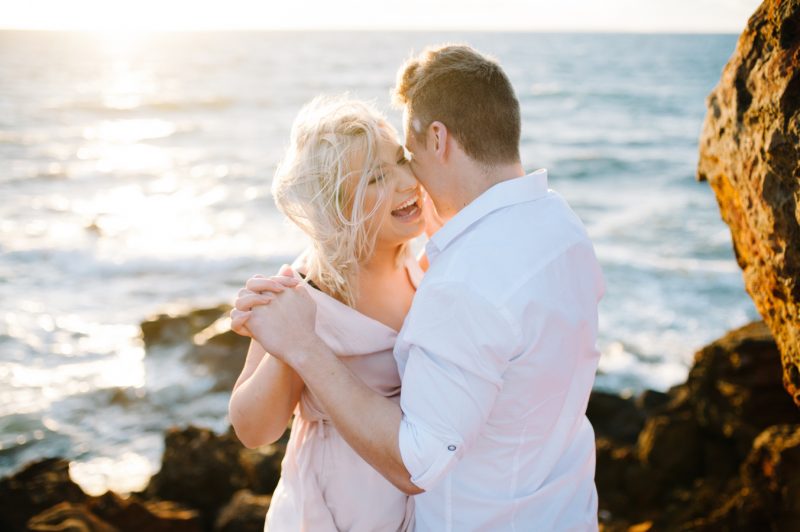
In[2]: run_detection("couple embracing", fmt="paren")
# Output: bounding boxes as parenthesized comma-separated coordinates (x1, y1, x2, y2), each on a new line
(228, 44, 605, 532)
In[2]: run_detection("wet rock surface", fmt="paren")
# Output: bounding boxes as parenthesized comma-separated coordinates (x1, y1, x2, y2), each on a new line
(214, 490, 272, 532)
(140, 305, 230, 348)
(2, 317, 798, 531)
(698, 0, 800, 406)
(141, 305, 249, 392)
(596, 321, 800, 531)
(0, 425, 282, 531)
(144, 425, 280, 530)
(0, 458, 88, 531)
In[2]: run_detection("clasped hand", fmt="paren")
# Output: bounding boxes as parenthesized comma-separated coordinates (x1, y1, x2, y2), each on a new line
(230, 264, 318, 364)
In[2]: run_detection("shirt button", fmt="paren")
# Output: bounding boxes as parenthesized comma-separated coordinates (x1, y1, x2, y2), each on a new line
(447, 444, 457, 451)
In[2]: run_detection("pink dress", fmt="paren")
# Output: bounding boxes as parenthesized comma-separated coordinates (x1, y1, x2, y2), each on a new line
(264, 255, 423, 532)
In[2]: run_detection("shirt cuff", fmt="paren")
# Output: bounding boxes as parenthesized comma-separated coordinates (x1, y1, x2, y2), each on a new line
(398, 414, 464, 491)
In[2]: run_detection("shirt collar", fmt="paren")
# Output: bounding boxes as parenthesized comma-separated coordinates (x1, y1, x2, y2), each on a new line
(426, 168, 549, 261)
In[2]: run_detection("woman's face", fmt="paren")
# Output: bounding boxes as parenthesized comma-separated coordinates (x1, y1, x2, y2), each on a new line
(348, 127, 426, 251)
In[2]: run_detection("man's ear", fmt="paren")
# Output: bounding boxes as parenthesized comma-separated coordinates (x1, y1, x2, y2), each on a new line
(428, 121, 448, 160)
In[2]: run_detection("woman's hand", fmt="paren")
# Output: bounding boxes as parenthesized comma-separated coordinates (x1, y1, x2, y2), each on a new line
(230, 266, 299, 337)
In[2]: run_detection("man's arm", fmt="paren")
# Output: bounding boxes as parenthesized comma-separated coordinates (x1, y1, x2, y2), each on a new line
(240, 275, 515, 495)
(290, 335, 424, 495)
(241, 283, 423, 495)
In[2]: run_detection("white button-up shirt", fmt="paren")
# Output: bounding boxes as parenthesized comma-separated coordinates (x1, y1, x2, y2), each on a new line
(395, 169, 605, 531)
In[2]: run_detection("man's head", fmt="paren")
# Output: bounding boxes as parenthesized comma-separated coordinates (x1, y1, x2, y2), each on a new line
(392, 44, 521, 215)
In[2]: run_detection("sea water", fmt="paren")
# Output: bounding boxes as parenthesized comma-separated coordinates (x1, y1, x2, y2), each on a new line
(0, 31, 757, 493)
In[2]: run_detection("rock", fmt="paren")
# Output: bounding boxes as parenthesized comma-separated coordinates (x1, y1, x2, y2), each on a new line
(595, 321, 800, 530)
(595, 438, 657, 520)
(634, 389, 669, 416)
(636, 413, 704, 484)
(587, 391, 646, 444)
(740, 424, 800, 529)
(145, 426, 249, 529)
(141, 305, 230, 348)
(185, 327, 250, 393)
(238, 443, 284, 496)
(87, 492, 201, 532)
(697, 0, 800, 406)
(27, 493, 201, 532)
(684, 321, 799, 456)
(0, 457, 88, 531)
(689, 424, 800, 530)
(27, 501, 118, 531)
(140, 305, 250, 392)
(213, 490, 270, 532)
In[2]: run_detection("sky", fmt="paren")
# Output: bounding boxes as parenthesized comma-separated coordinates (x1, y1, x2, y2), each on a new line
(0, 0, 763, 33)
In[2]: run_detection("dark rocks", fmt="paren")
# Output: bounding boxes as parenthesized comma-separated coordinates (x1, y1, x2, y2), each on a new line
(0, 458, 203, 532)
(144, 425, 283, 530)
(683, 320, 798, 456)
(0, 457, 88, 531)
(145, 426, 250, 528)
(186, 328, 251, 392)
(596, 321, 800, 530)
(214, 490, 271, 532)
(140, 305, 250, 392)
(141, 305, 230, 348)
(697, 0, 800, 406)
(741, 424, 800, 529)
(636, 413, 704, 485)
(587, 391, 645, 445)
(28, 501, 119, 531)
(86, 492, 201, 532)
(27, 492, 201, 532)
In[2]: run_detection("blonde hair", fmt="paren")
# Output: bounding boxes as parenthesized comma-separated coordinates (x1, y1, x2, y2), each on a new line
(272, 96, 405, 307)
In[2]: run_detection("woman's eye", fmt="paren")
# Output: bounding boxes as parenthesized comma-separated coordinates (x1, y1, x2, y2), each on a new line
(368, 172, 384, 185)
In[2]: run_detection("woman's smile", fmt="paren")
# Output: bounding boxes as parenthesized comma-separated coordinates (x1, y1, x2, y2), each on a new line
(390, 192, 423, 222)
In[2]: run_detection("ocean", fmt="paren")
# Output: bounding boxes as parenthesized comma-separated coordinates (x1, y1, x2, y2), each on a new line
(0, 30, 758, 494)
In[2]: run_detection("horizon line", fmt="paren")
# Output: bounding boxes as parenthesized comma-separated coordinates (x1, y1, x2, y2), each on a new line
(0, 27, 743, 35)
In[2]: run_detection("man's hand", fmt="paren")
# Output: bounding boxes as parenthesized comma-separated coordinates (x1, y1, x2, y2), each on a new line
(230, 265, 299, 337)
(239, 267, 319, 367)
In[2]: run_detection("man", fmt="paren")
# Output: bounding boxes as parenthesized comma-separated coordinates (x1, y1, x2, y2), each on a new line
(236, 44, 605, 530)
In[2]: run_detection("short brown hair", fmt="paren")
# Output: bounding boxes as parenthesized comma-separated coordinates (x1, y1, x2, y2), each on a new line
(393, 44, 521, 166)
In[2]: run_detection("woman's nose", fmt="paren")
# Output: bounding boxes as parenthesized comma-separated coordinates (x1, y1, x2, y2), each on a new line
(396, 166, 419, 192)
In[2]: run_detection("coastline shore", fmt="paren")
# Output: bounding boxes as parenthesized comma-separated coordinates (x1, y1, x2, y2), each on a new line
(2, 309, 797, 531)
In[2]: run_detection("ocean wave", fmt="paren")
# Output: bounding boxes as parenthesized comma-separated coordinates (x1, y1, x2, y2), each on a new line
(595, 243, 741, 275)
(49, 96, 237, 114)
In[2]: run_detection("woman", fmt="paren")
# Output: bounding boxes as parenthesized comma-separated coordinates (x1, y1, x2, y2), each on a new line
(228, 96, 439, 531)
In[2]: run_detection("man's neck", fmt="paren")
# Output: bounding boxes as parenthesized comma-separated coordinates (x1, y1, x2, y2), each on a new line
(448, 161, 526, 215)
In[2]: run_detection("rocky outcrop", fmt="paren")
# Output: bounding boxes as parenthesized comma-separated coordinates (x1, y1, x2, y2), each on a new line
(3, 318, 798, 531)
(144, 425, 281, 529)
(214, 490, 272, 532)
(141, 305, 230, 348)
(0, 458, 88, 531)
(27, 492, 201, 532)
(140, 306, 250, 392)
(0, 426, 282, 532)
(697, 0, 800, 405)
(595, 321, 800, 530)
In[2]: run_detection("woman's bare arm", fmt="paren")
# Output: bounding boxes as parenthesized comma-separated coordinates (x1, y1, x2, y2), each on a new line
(228, 334, 304, 448)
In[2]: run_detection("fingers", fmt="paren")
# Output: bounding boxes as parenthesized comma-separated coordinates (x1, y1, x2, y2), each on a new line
(230, 309, 251, 336)
(278, 264, 295, 277)
(246, 277, 292, 293)
(234, 291, 275, 311)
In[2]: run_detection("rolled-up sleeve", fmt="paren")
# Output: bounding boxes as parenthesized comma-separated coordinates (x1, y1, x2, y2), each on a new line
(397, 282, 520, 491)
